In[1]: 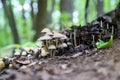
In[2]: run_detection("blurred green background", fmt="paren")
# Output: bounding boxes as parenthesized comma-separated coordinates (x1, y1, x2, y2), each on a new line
(0, 0, 119, 57)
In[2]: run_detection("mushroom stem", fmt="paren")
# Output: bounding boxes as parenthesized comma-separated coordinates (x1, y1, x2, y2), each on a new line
(52, 50, 55, 56)
(112, 25, 114, 35)
(92, 34, 95, 48)
(107, 23, 109, 29)
(50, 50, 52, 57)
(45, 41, 49, 49)
(74, 29, 77, 47)
(70, 32, 72, 40)
(55, 39, 58, 47)
(100, 21, 103, 27)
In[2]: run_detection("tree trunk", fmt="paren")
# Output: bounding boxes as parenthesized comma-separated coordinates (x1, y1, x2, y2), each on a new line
(60, 0, 74, 21)
(48, 0, 55, 24)
(85, 0, 89, 23)
(96, 0, 104, 17)
(115, 3, 120, 37)
(33, 0, 47, 41)
(30, 0, 34, 19)
(1, 0, 20, 44)
(30, 0, 36, 30)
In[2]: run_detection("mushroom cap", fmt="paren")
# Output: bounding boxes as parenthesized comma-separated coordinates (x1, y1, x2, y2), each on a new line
(97, 17, 106, 22)
(48, 45, 56, 50)
(14, 51, 20, 56)
(0, 60, 5, 68)
(41, 48, 49, 57)
(41, 28, 51, 33)
(67, 42, 72, 45)
(58, 43, 67, 48)
(53, 32, 64, 38)
(70, 25, 78, 29)
(61, 35, 68, 40)
(45, 31, 53, 36)
(92, 21, 100, 26)
(58, 44, 63, 48)
(22, 51, 27, 56)
(62, 43, 68, 47)
(38, 35, 52, 41)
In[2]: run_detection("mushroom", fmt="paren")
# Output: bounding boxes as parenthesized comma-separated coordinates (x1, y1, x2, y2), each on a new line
(62, 43, 68, 48)
(92, 34, 95, 48)
(58, 43, 67, 48)
(97, 17, 105, 28)
(41, 28, 51, 34)
(46, 31, 53, 36)
(70, 25, 78, 47)
(38, 34, 52, 49)
(60, 34, 68, 44)
(67, 42, 72, 46)
(48, 45, 56, 56)
(14, 50, 21, 58)
(53, 32, 64, 47)
(109, 23, 114, 35)
(9, 63, 13, 68)
(112, 25, 114, 35)
(41, 48, 49, 57)
(0, 60, 5, 68)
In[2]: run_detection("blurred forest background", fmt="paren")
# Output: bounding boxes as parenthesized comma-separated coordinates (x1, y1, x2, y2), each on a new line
(0, 0, 120, 55)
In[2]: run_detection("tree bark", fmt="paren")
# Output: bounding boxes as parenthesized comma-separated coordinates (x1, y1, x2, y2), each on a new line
(96, 0, 104, 17)
(60, 0, 74, 21)
(85, 0, 89, 23)
(115, 3, 120, 37)
(1, 0, 20, 44)
(33, 0, 47, 41)
(30, 0, 36, 30)
(30, 0, 34, 19)
(48, 0, 55, 24)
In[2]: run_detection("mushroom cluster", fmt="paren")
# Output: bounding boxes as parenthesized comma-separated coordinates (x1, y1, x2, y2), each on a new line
(64, 16, 117, 48)
(38, 28, 71, 57)
(11, 17, 116, 58)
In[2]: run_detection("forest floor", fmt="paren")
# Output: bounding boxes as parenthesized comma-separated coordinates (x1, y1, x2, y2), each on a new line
(1, 39, 120, 80)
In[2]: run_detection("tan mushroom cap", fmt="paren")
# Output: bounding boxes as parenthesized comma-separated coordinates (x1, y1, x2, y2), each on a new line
(41, 48, 49, 57)
(38, 34, 52, 41)
(62, 43, 68, 47)
(67, 42, 72, 45)
(0, 60, 5, 68)
(48, 45, 56, 50)
(41, 28, 51, 33)
(61, 35, 68, 40)
(53, 32, 65, 38)
(58, 43, 67, 48)
(45, 31, 53, 36)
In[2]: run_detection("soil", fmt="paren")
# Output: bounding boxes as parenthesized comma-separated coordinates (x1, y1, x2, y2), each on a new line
(1, 39, 120, 80)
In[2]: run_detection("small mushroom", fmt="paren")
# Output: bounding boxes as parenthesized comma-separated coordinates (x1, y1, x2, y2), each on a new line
(62, 43, 68, 48)
(97, 17, 105, 28)
(46, 31, 53, 36)
(14, 51, 20, 57)
(67, 42, 72, 46)
(48, 45, 56, 56)
(38, 34, 52, 49)
(41, 28, 51, 34)
(58, 43, 67, 48)
(0, 60, 5, 68)
(70, 25, 78, 47)
(41, 48, 49, 57)
(53, 32, 64, 47)
(9, 63, 13, 68)
(109, 23, 114, 35)
(21, 51, 27, 56)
